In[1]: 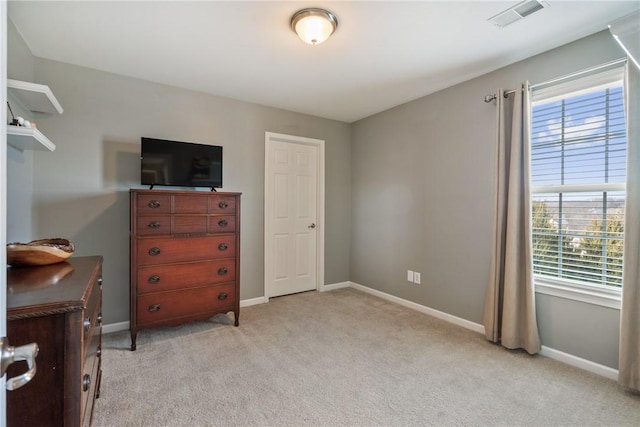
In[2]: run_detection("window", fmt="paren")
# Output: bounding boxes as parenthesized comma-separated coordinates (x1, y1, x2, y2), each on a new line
(530, 63, 627, 305)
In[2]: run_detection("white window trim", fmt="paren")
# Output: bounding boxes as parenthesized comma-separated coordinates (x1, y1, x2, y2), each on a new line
(531, 182, 625, 194)
(531, 59, 625, 103)
(530, 61, 627, 310)
(534, 275, 621, 310)
(531, 183, 625, 299)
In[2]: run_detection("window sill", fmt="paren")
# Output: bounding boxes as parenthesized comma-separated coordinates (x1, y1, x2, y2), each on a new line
(534, 276, 621, 310)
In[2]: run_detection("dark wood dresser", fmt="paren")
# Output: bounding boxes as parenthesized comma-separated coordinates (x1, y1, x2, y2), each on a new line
(129, 189, 241, 351)
(6, 256, 103, 427)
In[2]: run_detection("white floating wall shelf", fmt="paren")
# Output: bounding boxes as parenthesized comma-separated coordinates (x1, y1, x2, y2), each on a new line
(7, 126, 56, 152)
(6, 79, 63, 151)
(7, 79, 63, 114)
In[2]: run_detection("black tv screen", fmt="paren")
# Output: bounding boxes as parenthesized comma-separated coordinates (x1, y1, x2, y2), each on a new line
(141, 137, 223, 189)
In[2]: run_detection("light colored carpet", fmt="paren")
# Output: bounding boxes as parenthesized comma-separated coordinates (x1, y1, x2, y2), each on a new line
(94, 288, 640, 426)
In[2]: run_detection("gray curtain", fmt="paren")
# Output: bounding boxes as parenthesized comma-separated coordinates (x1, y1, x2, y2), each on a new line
(619, 62, 640, 392)
(483, 84, 541, 355)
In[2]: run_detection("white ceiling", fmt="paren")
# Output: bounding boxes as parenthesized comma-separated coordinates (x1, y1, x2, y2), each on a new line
(7, 1, 640, 123)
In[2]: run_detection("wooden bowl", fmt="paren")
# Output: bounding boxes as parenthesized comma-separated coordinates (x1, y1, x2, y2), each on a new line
(7, 238, 75, 267)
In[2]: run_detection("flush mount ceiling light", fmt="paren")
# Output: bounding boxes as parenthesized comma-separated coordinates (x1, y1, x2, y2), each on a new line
(290, 8, 338, 45)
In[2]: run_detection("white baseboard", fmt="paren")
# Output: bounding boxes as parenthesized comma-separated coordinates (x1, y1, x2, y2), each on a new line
(103, 296, 267, 333)
(347, 281, 618, 381)
(240, 296, 268, 307)
(103, 281, 619, 381)
(348, 281, 485, 334)
(540, 345, 618, 380)
(320, 281, 350, 292)
(103, 321, 129, 334)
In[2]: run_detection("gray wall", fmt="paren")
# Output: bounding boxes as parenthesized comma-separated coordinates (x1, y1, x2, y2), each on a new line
(7, 19, 35, 242)
(8, 27, 351, 325)
(8, 21, 626, 370)
(351, 30, 625, 369)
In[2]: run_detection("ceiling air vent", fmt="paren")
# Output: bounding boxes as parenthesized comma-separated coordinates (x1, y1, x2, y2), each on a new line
(488, 0, 549, 28)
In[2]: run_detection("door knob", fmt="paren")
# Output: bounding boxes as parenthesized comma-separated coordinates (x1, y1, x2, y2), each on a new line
(308, 223, 316, 229)
(1, 337, 39, 391)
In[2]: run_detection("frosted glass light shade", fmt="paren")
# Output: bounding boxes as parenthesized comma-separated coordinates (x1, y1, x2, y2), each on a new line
(291, 8, 338, 45)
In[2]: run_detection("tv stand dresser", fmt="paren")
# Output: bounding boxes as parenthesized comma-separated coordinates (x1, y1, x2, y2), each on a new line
(129, 189, 241, 350)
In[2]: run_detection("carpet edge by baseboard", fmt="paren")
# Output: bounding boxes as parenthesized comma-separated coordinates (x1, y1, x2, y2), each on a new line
(320, 281, 351, 292)
(347, 281, 620, 382)
(348, 281, 485, 334)
(540, 346, 619, 380)
(103, 321, 129, 334)
(240, 296, 268, 307)
(102, 281, 620, 382)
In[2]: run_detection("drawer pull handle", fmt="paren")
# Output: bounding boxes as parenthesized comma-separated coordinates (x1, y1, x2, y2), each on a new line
(148, 200, 161, 208)
(218, 219, 228, 227)
(97, 313, 103, 326)
(83, 374, 91, 392)
(148, 247, 161, 256)
(148, 221, 161, 228)
(218, 201, 228, 209)
(148, 304, 161, 313)
(218, 267, 228, 275)
(148, 275, 161, 284)
(218, 243, 228, 251)
(84, 317, 91, 332)
(218, 292, 228, 301)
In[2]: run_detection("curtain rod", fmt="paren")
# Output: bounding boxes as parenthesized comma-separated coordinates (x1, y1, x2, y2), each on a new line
(483, 57, 627, 103)
(483, 90, 517, 103)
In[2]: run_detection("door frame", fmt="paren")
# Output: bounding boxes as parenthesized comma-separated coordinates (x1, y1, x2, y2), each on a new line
(1, 0, 9, 421)
(264, 132, 325, 302)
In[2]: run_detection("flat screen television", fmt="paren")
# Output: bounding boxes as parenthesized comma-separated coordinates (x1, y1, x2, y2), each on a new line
(141, 137, 223, 189)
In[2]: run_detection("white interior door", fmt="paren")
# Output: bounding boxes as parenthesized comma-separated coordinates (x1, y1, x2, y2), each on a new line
(265, 132, 324, 298)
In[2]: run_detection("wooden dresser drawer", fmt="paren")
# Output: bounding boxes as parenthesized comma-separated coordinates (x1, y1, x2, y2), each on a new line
(137, 283, 236, 325)
(137, 259, 236, 294)
(136, 194, 171, 213)
(209, 215, 236, 233)
(135, 215, 171, 236)
(174, 195, 208, 213)
(209, 195, 236, 213)
(172, 215, 208, 234)
(82, 361, 101, 427)
(81, 322, 101, 427)
(136, 235, 236, 266)
(136, 215, 232, 236)
(83, 278, 102, 356)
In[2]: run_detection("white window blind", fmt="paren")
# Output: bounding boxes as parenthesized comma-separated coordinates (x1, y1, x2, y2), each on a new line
(530, 64, 627, 288)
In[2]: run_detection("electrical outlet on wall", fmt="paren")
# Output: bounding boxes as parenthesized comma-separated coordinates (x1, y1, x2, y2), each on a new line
(414, 272, 421, 284)
(407, 270, 414, 282)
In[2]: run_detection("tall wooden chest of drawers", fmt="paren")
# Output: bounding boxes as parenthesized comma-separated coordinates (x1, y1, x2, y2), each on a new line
(129, 189, 241, 350)
(6, 256, 103, 427)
